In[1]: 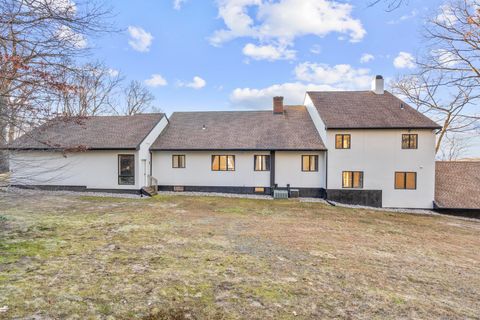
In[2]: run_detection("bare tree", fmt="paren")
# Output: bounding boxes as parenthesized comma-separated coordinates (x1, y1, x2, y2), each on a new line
(367, 0, 408, 11)
(438, 133, 472, 160)
(392, 72, 479, 154)
(121, 80, 155, 115)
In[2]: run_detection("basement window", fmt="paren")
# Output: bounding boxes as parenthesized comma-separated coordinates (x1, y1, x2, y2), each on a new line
(172, 155, 186, 168)
(402, 134, 418, 149)
(212, 155, 235, 171)
(395, 172, 417, 190)
(342, 171, 364, 188)
(254, 187, 265, 193)
(302, 155, 318, 172)
(118, 154, 135, 185)
(254, 155, 271, 171)
(335, 134, 351, 149)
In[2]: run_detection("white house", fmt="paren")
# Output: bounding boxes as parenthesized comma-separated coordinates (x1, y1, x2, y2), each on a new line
(4, 76, 443, 208)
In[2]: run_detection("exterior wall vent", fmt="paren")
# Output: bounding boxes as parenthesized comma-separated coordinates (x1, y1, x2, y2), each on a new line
(273, 189, 289, 199)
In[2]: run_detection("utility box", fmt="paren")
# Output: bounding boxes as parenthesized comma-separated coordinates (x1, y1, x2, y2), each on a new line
(273, 190, 289, 199)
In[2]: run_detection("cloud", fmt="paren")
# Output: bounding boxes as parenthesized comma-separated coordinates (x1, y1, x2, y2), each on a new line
(173, 0, 187, 10)
(310, 45, 322, 55)
(145, 74, 168, 87)
(178, 76, 206, 89)
(231, 62, 373, 107)
(431, 49, 459, 67)
(128, 26, 153, 52)
(56, 25, 87, 48)
(393, 51, 416, 69)
(360, 53, 374, 64)
(108, 69, 120, 77)
(43, 0, 76, 15)
(242, 43, 296, 61)
(209, 0, 365, 56)
(387, 9, 418, 24)
(435, 4, 457, 25)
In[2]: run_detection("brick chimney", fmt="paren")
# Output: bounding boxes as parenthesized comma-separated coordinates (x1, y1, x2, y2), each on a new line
(273, 96, 284, 114)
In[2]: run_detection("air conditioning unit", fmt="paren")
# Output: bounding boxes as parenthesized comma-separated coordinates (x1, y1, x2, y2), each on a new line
(273, 190, 289, 199)
(289, 189, 300, 198)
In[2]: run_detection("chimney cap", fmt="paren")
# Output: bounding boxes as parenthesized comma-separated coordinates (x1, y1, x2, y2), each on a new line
(375, 75, 383, 79)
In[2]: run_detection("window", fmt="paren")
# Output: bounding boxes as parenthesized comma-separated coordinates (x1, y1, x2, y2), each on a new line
(212, 155, 235, 171)
(172, 155, 186, 168)
(302, 155, 318, 172)
(342, 171, 364, 188)
(402, 134, 418, 149)
(254, 187, 265, 193)
(395, 172, 417, 190)
(335, 134, 351, 149)
(254, 155, 270, 171)
(118, 155, 135, 185)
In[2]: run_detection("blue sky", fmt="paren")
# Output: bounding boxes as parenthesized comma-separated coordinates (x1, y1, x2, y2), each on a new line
(89, 0, 444, 115)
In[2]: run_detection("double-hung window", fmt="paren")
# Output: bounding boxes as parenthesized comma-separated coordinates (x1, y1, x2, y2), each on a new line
(302, 155, 318, 172)
(118, 154, 135, 185)
(254, 155, 270, 171)
(342, 171, 363, 188)
(402, 134, 418, 149)
(395, 172, 417, 190)
(212, 155, 235, 171)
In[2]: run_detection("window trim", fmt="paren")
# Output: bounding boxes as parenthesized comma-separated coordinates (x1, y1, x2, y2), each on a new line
(118, 154, 135, 185)
(394, 171, 417, 190)
(335, 134, 351, 149)
(172, 154, 186, 168)
(254, 155, 271, 171)
(211, 155, 236, 171)
(402, 134, 418, 149)
(342, 171, 364, 189)
(301, 155, 319, 172)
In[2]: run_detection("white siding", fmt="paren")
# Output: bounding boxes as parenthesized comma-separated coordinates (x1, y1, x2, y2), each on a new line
(275, 151, 325, 188)
(326, 129, 437, 208)
(304, 94, 327, 143)
(9, 150, 139, 190)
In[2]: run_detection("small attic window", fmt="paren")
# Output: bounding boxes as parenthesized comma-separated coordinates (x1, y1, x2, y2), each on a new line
(202, 125, 206, 130)
(400, 103, 405, 110)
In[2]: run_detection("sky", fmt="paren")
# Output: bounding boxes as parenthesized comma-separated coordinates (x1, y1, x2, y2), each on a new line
(87, 0, 479, 156)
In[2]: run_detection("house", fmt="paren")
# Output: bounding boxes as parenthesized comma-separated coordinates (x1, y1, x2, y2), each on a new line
(435, 161, 480, 215)
(4, 75, 446, 209)
(6, 113, 168, 192)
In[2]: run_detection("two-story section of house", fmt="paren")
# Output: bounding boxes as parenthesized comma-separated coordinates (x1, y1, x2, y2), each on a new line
(305, 76, 441, 209)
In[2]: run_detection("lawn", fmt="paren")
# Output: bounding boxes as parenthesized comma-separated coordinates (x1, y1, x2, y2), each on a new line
(0, 191, 479, 319)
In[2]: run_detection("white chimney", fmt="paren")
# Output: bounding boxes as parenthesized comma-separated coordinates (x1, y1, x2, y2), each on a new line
(371, 75, 384, 94)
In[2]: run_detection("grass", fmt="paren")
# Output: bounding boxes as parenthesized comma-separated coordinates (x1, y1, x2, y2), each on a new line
(0, 192, 479, 319)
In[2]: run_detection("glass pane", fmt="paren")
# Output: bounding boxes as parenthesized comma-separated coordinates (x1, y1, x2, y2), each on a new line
(173, 156, 179, 168)
(119, 176, 134, 185)
(353, 172, 363, 188)
(402, 135, 409, 148)
(406, 172, 416, 189)
(120, 156, 134, 176)
(336, 135, 343, 149)
(302, 156, 309, 171)
(411, 135, 417, 148)
(180, 156, 185, 168)
(310, 156, 317, 171)
(227, 156, 235, 171)
(212, 156, 219, 171)
(343, 135, 350, 148)
(255, 156, 261, 170)
(395, 172, 405, 189)
(343, 172, 352, 188)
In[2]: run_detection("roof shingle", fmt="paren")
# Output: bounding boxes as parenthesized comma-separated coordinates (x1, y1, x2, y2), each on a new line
(307, 91, 441, 129)
(435, 161, 480, 209)
(151, 106, 326, 150)
(8, 113, 165, 150)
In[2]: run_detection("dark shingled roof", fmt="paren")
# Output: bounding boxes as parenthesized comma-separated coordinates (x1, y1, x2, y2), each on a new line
(435, 161, 480, 209)
(7, 113, 165, 150)
(151, 106, 326, 151)
(307, 91, 441, 129)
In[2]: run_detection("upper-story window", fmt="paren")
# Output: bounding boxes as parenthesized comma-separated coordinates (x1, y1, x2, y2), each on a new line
(212, 155, 235, 171)
(395, 172, 417, 190)
(335, 134, 351, 149)
(342, 171, 363, 188)
(302, 155, 318, 172)
(254, 155, 270, 171)
(402, 134, 418, 149)
(172, 155, 186, 168)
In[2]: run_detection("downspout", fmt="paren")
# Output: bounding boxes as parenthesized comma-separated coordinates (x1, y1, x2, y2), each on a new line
(270, 150, 276, 195)
(325, 150, 328, 199)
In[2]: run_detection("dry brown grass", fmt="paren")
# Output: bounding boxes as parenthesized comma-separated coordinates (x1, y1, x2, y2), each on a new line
(0, 192, 479, 319)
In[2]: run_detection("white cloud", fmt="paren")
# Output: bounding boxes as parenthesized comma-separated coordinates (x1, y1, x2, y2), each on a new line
(209, 0, 366, 51)
(173, 0, 187, 10)
(57, 25, 87, 48)
(231, 61, 374, 107)
(360, 53, 374, 64)
(431, 49, 459, 67)
(108, 69, 120, 77)
(145, 74, 168, 87)
(393, 51, 416, 69)
(43, 0, 76, 15)
(387, 9, 418, 24)
(128, 26, 153, 52)
(178, 76, 206, 89)
(435, 4, 457, 25)
(310, 45, 322, 55)
(242, 43, 296, 61)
